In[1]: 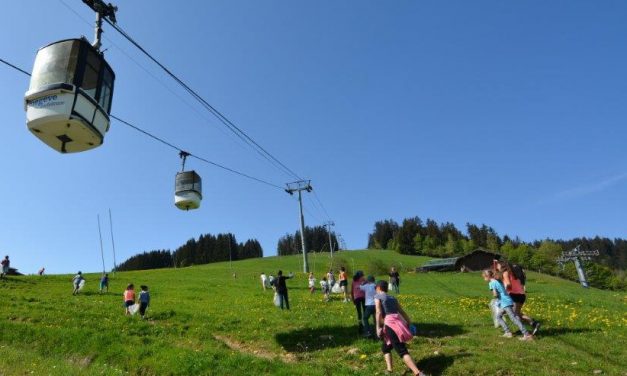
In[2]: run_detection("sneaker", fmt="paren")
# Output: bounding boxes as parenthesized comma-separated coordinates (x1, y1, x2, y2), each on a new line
(502, 332, 513, 338)
(532, 321, 541, 336)
(519, 334, 534, 341)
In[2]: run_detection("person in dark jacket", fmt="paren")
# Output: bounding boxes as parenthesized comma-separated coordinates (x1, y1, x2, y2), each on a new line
(276, 270, 294, 310)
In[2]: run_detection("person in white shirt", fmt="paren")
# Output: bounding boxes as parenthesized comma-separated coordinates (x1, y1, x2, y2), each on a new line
(359, 275, 377, 338)
(308, 272, 316, 293)
(260, 272, 268, 291)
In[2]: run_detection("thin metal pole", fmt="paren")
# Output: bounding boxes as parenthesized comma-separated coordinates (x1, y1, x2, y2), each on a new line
(108, 209, 117, 276)
(93, 12, 103, 50)
(97, 215, 106, 274)
(229, 234, 232, 271)
(298, 190, 309, 273)
(328, 226, 334, 258)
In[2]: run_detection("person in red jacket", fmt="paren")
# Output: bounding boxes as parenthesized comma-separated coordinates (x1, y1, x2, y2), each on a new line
(351, 271, 366, 334)
(123, 284, 136, 315)
(497, 261, 540, 335)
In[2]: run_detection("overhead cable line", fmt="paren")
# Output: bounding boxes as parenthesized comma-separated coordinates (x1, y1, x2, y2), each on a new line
(1, 58, 31, 76)
(56, 0, 263, 163)
(100, 17, 304, 182)
(1, 57, 284, 191)
(0, 58, 30, 76)
(111, 115, 285, 190)
(311, 189, 332, 220)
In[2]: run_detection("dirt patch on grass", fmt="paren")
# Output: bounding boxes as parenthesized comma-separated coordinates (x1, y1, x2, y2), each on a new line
(68, 355, 93, 368)
(213, 334, 297, 363)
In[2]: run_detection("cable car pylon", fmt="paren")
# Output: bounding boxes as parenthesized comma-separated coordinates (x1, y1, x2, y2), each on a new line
(286, 180, 313, 273)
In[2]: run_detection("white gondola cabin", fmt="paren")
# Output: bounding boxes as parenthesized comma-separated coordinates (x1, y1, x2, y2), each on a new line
(175, 170, 202, 210)
(24, 38, 115, 153)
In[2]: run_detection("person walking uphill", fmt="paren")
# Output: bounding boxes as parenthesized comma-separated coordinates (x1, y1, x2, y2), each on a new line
(124, 284, 136, 315)
(138, 285, 150, 319)
(351, 271, 366, 333)
(275, 270, 294, 310)
(339, 267, 349, 302)
(389, 267, 400, 294)
(375, 280, 426, 376)
(360, 275, 377, 338)
(482, 269, 533, 341)
(100, 273, 109, 293)
(1, 256, 10, 279)
(496, 261, 540, 335)
(72, 271, 84, 295)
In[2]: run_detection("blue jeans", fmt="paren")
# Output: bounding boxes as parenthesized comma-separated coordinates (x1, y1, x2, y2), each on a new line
(498, 305, 528, 335)
(363, 305, 375, 335)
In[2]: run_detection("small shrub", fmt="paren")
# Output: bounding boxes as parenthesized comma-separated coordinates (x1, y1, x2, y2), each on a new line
(328, 256, 351, 277)
(365, 258, 389, 277)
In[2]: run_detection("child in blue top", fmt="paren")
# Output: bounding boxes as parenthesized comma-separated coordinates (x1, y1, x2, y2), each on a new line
(72, 271, 84, 296)
(483, 270, 532, 341)
(99, 273, 109, 293)
(360, 275, 377, 338)
(139, 285, 150, 319)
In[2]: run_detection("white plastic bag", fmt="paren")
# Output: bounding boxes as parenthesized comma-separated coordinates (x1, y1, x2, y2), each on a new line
(331, 283, 342, 294)
(78, 279, 86, 291)
(273, 293, 281, 307)
(129, 303, 140, 315)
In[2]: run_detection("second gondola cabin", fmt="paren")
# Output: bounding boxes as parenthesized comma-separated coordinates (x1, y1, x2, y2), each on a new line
(175, 170, 202, 210)
(24, 38, 115, 153)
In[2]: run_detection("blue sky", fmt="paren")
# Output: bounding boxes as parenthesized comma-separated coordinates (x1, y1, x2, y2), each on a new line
(1, 1, 625, 274)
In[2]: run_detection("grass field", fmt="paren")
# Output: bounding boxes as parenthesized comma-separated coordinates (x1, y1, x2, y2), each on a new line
(0, 250, 625, 375)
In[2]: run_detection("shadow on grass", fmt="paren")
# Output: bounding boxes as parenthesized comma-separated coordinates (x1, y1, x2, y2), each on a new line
(537, 327, 598, 337)
(0, 277, 33, 284)
(77, 291, 103, 296)
(417, 353, 471, 376)
(151, 309, 177, 321)
(275, 325, 358, 352)
(415, 322, 466, 338)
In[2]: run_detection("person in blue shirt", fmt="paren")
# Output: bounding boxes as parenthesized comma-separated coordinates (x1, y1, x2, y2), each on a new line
(138, 285, 150, 319)
(483, 269, 533, 341)
(359, 275, 377, 338)
(99, 273, 109, 294)
(72, 271, 84, 296)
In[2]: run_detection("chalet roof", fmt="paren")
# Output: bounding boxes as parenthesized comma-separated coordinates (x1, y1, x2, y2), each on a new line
(421, 257, 459, 268)
(418, 248, 502, 272)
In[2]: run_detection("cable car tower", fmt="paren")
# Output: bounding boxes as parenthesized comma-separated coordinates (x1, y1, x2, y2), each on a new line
(24, 0, 117, 153)
(286, 180, 312, 273)
(557, 245, 599, 288)
(323, 220, 335, 258)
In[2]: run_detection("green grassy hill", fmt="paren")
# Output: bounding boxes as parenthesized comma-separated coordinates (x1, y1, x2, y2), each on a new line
(0, 250, 624, 375)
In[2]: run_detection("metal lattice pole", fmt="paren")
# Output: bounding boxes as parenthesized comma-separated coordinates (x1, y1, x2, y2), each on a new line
(108, 209, 117, 276)
(286, 180, 313, 273)
(324, 221, 335, 258)
(556, 245, 599, 288)
(97, 215, 106, 274)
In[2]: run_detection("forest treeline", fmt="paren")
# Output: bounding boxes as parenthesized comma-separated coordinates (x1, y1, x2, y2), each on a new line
(277, 225, 339, 256)
(368, 217, 626, 290)
(116, 233, 263, 271)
